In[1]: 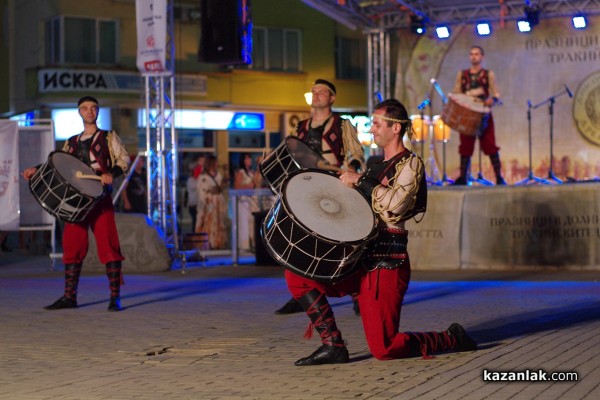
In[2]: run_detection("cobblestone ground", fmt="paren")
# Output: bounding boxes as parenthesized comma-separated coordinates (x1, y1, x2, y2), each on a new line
(1, 254, 599, 400)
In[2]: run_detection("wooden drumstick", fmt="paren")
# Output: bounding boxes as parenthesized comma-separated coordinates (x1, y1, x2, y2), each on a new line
(316, 160, 342, 172)
(75, 171, 102, 181)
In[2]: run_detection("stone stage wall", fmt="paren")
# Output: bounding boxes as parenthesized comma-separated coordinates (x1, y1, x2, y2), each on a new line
(405, 182, 600, 270)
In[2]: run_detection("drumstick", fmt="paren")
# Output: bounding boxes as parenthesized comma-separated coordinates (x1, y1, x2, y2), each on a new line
(316, 160, 342, 172)
(75, 171, 102, 181)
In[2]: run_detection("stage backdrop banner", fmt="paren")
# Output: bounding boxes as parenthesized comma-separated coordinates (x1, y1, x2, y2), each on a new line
(135, 0, 167, 74)
(461, 185, 600, 269)
(0, 120, 20, 230)
(405, 189, 464, 269)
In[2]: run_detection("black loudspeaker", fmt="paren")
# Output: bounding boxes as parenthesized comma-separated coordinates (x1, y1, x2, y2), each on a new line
(199, 0, 252, 64)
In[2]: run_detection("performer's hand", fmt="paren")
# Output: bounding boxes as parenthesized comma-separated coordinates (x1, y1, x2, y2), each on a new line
(339, 171, 361, 188)
(484, 98, 494, 107)
(100, 173, 113, 186)
(21, 167, 38, 181)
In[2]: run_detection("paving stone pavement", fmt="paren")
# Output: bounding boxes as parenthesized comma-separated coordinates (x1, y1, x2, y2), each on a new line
(1, 254, 599, 400)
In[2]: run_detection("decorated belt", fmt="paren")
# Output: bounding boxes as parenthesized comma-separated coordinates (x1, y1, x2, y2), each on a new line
(361, 227, 409, 270)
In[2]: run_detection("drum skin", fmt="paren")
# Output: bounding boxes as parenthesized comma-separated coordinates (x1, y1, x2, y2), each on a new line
(29, 151, 104, 223)
(261, 169, 377, 282)
(441, 93, 490, 136)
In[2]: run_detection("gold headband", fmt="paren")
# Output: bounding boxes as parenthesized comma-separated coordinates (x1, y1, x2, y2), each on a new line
(372, 114, 414, 140)
(372, 114, 411, 124)
(312, 83, 335, 95)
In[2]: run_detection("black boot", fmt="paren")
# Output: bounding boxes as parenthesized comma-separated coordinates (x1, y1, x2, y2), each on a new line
(453, 156, 471, 185)
(106, 261, 123, 311)
(489, 153, 506, 185)
(274, 297, 304, 314)
(406, 322, 477, 359)
(44, 263, 81, 310)
(294, 289, 349, 366)
(352, 294, 360, 316)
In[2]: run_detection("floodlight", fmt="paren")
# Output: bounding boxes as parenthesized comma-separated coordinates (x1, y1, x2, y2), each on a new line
(517, 20, 531, 33)
(436, 26, 450, 39)
(476, 23, 491, 36)
(573, 15, 587, 29)
(524, 5, 540, 28)
(410, 14, 426, 35)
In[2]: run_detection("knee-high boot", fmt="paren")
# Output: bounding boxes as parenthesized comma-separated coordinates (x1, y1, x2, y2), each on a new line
(453, 156, 471, 185)
(407, 323, 477, 359)
(106, 261, 123, 311)
(294, 289, 349, 366)
(44, 263, 82, 310)
(489, 153, 506, 185)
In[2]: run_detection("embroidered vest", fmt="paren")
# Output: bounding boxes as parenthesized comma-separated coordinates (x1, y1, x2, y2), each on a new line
(461, 69, 490, 100)
(296, 113, 345, 166)
(66, 130, 112, 174)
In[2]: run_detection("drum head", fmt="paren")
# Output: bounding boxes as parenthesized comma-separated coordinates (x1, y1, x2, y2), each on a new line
(286, 137, 324, 169)
(283, 170, 375, 243)
(50, 152, 104, 197)
(448, 93, 490, 114)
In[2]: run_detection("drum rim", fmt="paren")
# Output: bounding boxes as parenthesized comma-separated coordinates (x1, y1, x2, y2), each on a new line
(259, 210, 363, 283)
(279, 168, 378, 245)
(28, 151, 103, 223)
(258, 136, 326, 195)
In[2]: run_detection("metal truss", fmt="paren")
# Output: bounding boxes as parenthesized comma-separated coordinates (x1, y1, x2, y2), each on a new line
(302, 0, 600, 31)
(144, 0, 179, 255)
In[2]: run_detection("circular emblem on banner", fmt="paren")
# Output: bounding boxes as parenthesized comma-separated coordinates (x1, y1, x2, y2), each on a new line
(573, 70, 600, 146)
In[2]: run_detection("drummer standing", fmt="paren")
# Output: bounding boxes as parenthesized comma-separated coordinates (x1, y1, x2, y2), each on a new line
(452, 45, 506, 185)
(274, 78, 365, 315)
(22, 96, 130, 311)
(283, 98, 476, 366)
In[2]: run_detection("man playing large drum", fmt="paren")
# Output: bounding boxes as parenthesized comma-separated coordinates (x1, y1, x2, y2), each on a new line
(22, 96, 130, 312)
(452, 45, 506, 185)
(283, 99, 476, 366)
(274, 78, 365, 315)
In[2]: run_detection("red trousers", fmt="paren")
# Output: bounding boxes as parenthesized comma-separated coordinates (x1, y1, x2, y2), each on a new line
(62, 196, 124, 265)
(458, 114, 500, 156)
(285, 263, 415, 360)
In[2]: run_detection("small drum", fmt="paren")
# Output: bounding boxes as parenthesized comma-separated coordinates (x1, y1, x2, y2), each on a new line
(29, 151, 104, 223)
(432, 115, 451, 142)
(409, 115, 430, 142)
(441, 93, 490, 136)
(261, 169, 377, 282)
(259, 136, 327, 194)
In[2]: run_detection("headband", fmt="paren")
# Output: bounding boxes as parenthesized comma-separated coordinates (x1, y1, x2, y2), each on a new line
(372, 114, 411, 124)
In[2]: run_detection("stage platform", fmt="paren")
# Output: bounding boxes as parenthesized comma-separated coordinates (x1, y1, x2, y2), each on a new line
(406, 181, 600, 270)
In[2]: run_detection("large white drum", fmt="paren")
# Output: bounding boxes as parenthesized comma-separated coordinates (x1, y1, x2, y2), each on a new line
(259, 136, 328, 195)
(261, 169, 377, 282)
(29, 151, 104, 223)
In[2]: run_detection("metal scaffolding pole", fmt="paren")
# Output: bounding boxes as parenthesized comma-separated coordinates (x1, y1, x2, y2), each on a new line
(367, 30, 390, 116)
(143, 0, 179, 256)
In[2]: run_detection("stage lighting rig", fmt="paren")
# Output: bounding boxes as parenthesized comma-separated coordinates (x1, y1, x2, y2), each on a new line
(524, 4, 540, 28)
(410, 14, 427, 35)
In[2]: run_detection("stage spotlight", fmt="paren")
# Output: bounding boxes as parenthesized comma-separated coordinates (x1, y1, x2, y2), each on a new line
(524, 5, 540, 28)
(436, 26, 450, 39)
(573, 15, 587, 29)
(476, 23, 491, 36)
(517, 20, 532, 33)
(410, 14, 427, 35)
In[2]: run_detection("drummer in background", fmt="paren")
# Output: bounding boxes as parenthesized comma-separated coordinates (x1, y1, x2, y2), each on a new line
(274, 78, 365, 315)
(452, 45, 506, 185)
(22, 96, 130, 312)
(284, 98, 476, 366)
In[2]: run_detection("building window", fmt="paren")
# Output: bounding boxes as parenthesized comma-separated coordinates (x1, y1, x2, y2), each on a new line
(251, 27, 301, 72)
(335, 36, 366, 80)
(45, 16, 118, 65)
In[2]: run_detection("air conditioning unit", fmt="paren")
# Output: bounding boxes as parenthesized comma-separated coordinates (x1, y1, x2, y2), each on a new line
(281, 112, 310, 137)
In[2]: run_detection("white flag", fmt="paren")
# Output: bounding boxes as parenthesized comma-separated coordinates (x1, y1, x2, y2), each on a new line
(0, 120, 20, 230)
(136, 0, 168, 74)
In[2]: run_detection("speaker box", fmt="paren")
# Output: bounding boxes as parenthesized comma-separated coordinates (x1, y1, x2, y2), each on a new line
(199, 0, 252, 64)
